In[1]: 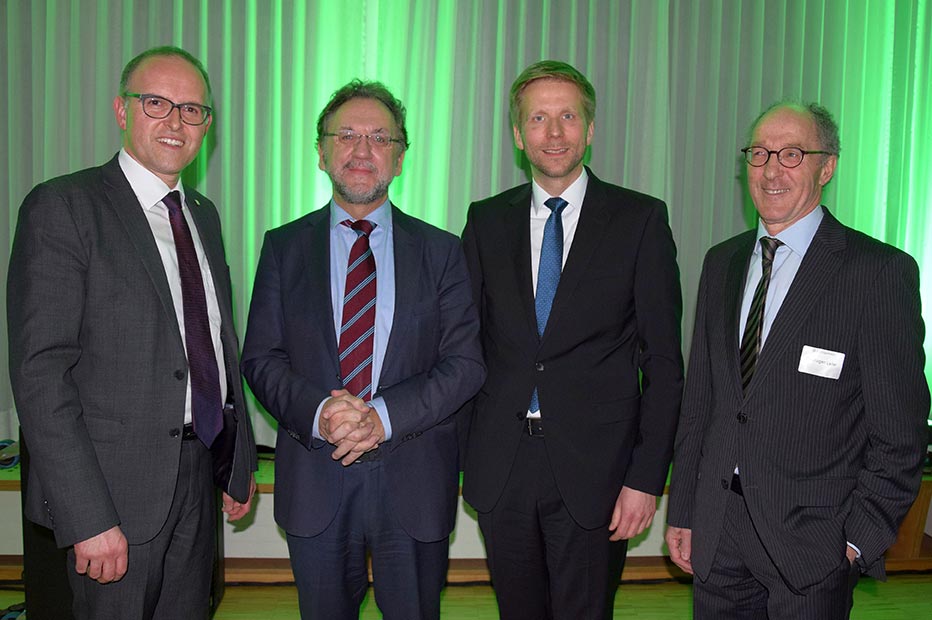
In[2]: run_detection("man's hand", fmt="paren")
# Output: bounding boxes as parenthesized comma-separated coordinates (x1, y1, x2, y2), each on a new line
(319, 389, 371, 444)
(73, 525, 128, 583)
(665, 526, 694, 574)
(608, 486, 657, 541)
(845, 545, 858, 566)
(222, 473, 257, 521)
(331, 406, 385, 466)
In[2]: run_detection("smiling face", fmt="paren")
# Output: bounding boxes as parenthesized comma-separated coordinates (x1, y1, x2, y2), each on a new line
(747, 106, 837, 235)
(513, 78, 594, 196)
(317, 97, 405, 219)
(113, 54, 212, 187)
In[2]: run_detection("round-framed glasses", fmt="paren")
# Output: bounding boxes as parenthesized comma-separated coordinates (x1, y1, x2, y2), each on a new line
(741, 146, 831, 168)
(321, 130, 406, 149)
(123, 93, 212, 126)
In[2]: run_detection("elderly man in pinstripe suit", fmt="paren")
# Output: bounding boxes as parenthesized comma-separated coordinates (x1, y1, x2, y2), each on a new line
(666, 102, 929, 619)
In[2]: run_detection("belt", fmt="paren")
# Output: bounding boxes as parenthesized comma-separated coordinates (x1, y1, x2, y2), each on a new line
(525, 418, 544, 437)
(181, 424, 198, 441)
(730, 473, 743, 496)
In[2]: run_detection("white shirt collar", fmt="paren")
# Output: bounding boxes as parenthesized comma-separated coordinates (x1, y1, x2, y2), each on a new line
(530, 168, 589, 216)
(118, 148, 185, 211)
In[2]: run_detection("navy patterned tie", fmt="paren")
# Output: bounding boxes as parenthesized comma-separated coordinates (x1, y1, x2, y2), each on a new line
(338, 220, 377, 401)
(163, 191, 222, 447)
(529, 197, 568, 412)
(739, 236, 783, 392)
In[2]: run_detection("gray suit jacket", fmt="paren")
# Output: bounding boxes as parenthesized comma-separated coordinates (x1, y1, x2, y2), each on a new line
(8, 154, 257, 548)
(667, 209, 929, 589)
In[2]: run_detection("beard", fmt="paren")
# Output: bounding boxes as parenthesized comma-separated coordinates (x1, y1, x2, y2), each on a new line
(327, 159, 393, 206)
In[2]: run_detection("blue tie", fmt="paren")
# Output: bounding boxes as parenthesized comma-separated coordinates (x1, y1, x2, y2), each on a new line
(529, 196, 568, 413)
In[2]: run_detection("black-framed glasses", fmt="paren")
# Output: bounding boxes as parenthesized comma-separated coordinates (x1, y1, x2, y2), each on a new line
(741, 146, 831, 168)
(321, 130, 405, 149)
(123, 93, 212, 126)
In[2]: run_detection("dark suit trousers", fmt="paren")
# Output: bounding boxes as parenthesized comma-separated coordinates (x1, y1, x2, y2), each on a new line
(478, 432, 627, 620)
(286, 460, 449, 620)
(67, 438, 216, 620)
(694, 491, 858, 620)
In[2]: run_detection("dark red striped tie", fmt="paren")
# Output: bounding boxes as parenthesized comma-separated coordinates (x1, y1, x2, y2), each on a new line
(163, 191, 223, 447)
(338, 219, 377, 400)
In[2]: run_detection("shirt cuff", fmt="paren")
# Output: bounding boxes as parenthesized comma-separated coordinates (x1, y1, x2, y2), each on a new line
(846, 541, 861, 558)
(368, 396, 392, 441)
(312, 398, 326, 440)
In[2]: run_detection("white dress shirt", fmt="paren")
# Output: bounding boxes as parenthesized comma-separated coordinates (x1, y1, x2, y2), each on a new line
(118, 149, 227, 425)
(527, 169, 589, 416)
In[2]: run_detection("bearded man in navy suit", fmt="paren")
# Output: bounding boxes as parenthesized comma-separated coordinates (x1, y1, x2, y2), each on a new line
(242, 80, 485, 620)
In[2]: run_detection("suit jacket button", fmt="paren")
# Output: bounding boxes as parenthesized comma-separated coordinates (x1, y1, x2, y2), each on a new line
(535, 362, 544, 371)
(169, 428, 181, 438)
(737, 412, 747, 424)
(515, 411, 526, 420)
(721, 478, 729, 489)
(174, 369, 185, 380)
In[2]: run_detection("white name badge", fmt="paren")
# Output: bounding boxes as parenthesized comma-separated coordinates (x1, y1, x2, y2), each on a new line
(798, 345, 845, 380)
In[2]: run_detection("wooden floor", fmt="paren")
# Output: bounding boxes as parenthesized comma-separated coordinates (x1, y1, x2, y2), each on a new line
(2, 574, 930, 618)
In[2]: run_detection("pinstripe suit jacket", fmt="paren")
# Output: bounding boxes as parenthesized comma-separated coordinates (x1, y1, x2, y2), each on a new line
(667, 209, 929, 589)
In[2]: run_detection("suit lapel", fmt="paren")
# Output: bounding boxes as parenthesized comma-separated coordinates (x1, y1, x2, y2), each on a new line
(725, 235, 755, 391)
(185, 191, 228, 305)
(504, 186, 539, 339)
(381, 206, 420, 379)
(100, 156, 182, 342)
(299, 207, 340, 364)
(542, 173, 612, 344)
(748, 211, 847, 394)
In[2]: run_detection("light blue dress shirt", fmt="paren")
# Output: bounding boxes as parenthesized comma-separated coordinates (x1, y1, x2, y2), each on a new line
(312, 200, 395, 440)
(738, 206, 824, 346)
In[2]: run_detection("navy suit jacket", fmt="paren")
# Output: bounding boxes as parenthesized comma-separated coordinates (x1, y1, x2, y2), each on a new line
(667, 209, 929, 589)
(242, 203, 485, 542)
(461, 170, 684, 529)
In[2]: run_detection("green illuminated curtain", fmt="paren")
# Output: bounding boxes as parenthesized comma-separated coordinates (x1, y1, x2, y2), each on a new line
(2, 0, 930, 444)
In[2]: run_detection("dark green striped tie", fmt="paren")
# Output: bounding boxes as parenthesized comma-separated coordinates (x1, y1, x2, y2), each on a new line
(739, 236, 783, 392)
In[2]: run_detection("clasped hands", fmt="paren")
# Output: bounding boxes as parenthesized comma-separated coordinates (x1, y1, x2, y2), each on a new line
(319, 389, 385, 465)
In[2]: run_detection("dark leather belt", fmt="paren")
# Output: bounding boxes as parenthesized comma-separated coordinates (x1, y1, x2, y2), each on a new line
(730, 473, 743, 496)
(353, 446, 383, 463)
(526, 418, 544, 437)
(181, 424, 198, 441)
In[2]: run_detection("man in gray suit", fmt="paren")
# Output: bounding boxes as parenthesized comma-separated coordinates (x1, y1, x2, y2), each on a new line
(8, 46, 257, 619)
(666, 102, 929, 618)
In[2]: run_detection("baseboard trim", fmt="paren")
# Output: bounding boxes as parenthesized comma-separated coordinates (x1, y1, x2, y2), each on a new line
(3, 552, 929, 586)
(220, 556, 692, 584)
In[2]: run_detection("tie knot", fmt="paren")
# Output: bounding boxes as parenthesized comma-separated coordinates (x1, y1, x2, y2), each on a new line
(342, 219, 375, 237)
(544, 197, 568, 215)
(163, 191, 183, 215)
(760, 236, 783, 264)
